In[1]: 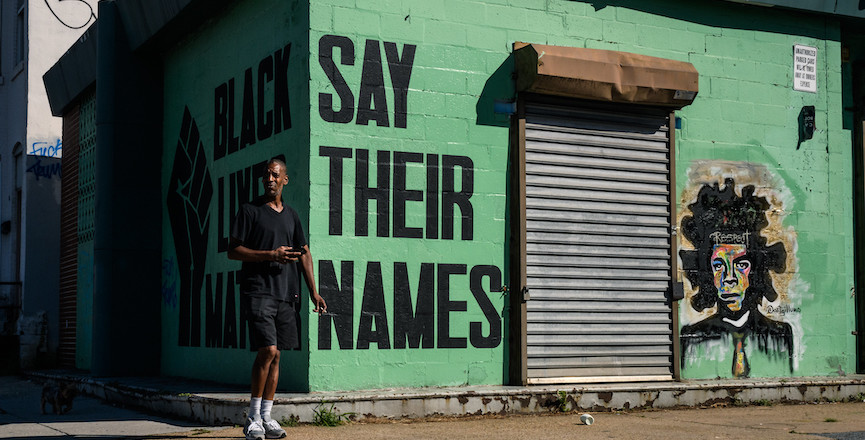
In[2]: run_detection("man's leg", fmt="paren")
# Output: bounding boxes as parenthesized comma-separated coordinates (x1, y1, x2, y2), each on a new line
(246, 296, 280, 440)
(246, 346, 278, 440)
(251, 346, 280, 400)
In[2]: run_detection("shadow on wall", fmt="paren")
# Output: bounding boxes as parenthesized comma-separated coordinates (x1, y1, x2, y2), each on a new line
(476, 55, 515, 128)
(475, 53, 515, 384)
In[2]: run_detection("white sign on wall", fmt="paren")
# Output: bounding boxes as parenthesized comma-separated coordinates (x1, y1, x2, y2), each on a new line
(793, 44, 817, 93)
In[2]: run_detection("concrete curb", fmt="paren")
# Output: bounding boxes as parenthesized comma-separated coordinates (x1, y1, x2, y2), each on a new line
(26, 371, 865, 425)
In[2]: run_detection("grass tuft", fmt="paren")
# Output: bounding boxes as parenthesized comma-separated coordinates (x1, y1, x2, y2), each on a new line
(312, 401, 355, 427)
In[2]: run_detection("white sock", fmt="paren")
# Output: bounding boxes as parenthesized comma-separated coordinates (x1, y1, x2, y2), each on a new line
(249, 397, 262, 421)
(261, 400, 274, 422)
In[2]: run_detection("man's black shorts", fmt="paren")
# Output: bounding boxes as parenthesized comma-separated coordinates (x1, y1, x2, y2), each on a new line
(243, 295, 300, 351)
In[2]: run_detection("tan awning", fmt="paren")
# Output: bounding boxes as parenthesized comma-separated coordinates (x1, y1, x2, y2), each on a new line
(514, 42, 699, 108)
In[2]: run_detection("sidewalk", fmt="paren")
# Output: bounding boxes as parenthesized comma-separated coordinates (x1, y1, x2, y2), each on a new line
(23, 370, 865, 427)
(0, 376, 225, 439)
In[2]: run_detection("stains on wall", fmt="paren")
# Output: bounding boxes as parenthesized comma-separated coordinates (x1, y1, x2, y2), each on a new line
(678, 161, 806, 377)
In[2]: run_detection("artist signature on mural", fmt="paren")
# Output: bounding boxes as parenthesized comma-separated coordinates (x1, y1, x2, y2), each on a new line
(766, 305, 800, 315)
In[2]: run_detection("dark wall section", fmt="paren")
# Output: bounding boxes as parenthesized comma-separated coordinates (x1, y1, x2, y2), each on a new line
(91, 1, 163, 376)
(841, 25, 865, 374)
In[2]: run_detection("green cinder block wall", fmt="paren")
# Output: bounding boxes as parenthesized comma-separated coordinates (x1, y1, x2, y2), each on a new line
(160, 0, 312, 390)
(157, 0, 858, 390)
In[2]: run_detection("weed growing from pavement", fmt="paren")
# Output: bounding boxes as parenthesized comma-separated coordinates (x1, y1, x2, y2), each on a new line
(752, 399, 773, 406)
(313, 401, 355, 426)
(556, 391, 569, 413)
(281, 414, 300, 427)
(825, 418, 838, 423)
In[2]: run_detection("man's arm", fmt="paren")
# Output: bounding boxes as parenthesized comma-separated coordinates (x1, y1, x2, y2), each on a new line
(227, 238, 298, 264)
(299, 245, 327, 314)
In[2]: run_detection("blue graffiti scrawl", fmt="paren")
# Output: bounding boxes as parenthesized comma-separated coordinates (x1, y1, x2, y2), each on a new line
(29, 139, 63, 158)
(26, 157, 62, 180)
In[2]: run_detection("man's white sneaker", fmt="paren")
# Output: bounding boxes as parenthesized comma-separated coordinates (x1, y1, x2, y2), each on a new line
(244, 417, 266, 440)
(263, 418, 287, 439)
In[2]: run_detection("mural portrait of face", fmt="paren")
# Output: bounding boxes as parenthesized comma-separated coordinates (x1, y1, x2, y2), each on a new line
(679, 175, 796, 377)
(711, 243, 751, 312)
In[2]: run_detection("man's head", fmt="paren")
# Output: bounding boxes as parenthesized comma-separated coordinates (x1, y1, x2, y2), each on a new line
(262, 158, 288, 200)
(679, 178, 786, 319)
(711, 243, 751, 312)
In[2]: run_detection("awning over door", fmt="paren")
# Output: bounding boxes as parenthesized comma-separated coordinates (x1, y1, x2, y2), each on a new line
(514, 43, 699, 108)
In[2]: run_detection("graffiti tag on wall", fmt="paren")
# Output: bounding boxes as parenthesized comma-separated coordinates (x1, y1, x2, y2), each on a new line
(26, 156, 62, 181)
(29, 140, 63, 158)
(678, 161, 805, 377)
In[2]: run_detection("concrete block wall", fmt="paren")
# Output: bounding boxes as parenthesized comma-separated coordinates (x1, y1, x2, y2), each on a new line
(306, 0, 857, 389)
(154, 0, 858, 391)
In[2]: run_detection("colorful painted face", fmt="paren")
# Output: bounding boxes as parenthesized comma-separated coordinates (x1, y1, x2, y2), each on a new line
(711, 244, 751, 312)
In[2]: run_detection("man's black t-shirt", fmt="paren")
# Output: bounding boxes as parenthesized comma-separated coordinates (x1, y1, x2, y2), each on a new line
(230, 197, 307, 302)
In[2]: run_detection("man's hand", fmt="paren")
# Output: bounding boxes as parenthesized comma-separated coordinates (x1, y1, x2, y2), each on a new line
(311, 293, 327, 315)
(272, 246, 302, 264)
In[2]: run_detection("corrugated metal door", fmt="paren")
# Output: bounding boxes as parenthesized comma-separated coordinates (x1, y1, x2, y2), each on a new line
(524, 100, 674, 384)
(59, 104, 80, 368)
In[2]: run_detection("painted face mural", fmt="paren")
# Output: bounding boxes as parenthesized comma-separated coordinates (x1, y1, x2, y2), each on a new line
(678, 164, 803, 378)
(711, 243, 750, 312)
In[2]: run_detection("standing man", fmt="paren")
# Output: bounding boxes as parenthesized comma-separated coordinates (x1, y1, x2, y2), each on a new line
(229, 158, 326, 440)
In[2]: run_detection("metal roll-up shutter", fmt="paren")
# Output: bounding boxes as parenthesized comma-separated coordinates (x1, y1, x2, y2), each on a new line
(524, 100, 673, 384)
(59, 104, 81, 368)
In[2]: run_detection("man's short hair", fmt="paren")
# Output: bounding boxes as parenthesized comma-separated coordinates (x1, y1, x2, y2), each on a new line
(265, 156, 287, 174)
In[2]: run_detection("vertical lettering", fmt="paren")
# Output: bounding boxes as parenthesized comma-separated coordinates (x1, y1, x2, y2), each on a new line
(437, 264, 467, 348)
(426, 154, 439, 239)
(319, 146, 353, 236)
(205, 273, 223, 348)
(355, 149, 391, 237)
(318, 260, 355, 350)
(469, 265, 502, 349)
(234, 167, 252, 207)
(257, 56, 274, 141)
(442, 155, 474, 240)
(319, 35, 355, 123)
(218, 177, 228, 253)
(238, 272, 249, 349)
(393, 151, 424, 238)
(227, 78, 240, 155)
(240, 68, 256, 149)
(252, 160, 267, 200)
(356, 39, 389, 127)
(393, 262, 434, 349)
(357, 262, 391, 349)
(274, 43, 292, 133)
(213, 82, 228, 160)
(223, 271, 238, 349)
(383, 42, 416, 129)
